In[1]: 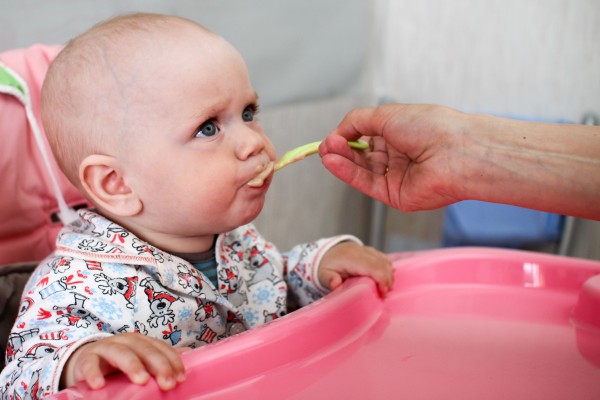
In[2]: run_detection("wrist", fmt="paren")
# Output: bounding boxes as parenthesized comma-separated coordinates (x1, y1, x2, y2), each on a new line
(314, 236, 362, 292)
(450, 112, 515, 202)
(60, 346, 81, 389)
(57, 333, 110, 390)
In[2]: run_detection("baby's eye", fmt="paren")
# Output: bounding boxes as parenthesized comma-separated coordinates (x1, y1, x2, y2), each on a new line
(242, 105, 258, 122)
(194, 120, 219, 138)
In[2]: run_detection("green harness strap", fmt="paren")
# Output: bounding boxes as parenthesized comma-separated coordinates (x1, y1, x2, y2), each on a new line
(0, 63, 26, 99)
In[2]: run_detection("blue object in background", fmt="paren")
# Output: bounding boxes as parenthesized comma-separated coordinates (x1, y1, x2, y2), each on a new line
(443, 115, 569, 249)
(443, 201, 565, 248)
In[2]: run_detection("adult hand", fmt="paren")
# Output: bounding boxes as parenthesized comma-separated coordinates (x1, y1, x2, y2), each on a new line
(319, 104, 465, 211)
(319, 104, 600, 220)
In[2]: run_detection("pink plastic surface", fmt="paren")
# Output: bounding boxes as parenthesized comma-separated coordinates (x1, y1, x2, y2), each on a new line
(50, 247, 600, 399)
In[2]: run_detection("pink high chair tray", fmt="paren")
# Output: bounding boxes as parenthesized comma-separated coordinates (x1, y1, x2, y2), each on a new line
(51, 247, 600, 399)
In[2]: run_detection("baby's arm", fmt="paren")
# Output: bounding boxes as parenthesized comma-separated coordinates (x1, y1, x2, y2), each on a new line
(0, 256, 188, 397)
(61, 332, 187, 391)
(281, 233, 393, 305)
(318, 242, 394, 296)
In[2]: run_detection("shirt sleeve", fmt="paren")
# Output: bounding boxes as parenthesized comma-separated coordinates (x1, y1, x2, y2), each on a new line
(1, 255, 120, 398)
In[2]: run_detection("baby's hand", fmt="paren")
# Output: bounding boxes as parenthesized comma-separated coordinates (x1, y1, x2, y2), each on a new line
(61, 332, 187, 391)
(318, 242, 394, 296)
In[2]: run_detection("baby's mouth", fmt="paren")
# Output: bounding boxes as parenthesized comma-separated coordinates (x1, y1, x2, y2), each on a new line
(247, 161, 274, 187)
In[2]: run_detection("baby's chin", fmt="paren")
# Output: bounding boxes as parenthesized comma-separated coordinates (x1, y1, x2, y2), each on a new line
(239, 199, 268, 227)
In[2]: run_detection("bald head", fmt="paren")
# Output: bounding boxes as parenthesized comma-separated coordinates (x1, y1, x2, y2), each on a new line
(41, 13, 217, 188)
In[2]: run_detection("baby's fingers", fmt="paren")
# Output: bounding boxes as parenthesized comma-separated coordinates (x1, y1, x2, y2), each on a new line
(365, 259, 394, 297)
(73, 353, 108, 390)
(134, 340, 186, 390)
(100, 343, 152, 386)
(319, 268, 344, 291)
(377, 275, 393, 297)
(74, 345, 149, 389)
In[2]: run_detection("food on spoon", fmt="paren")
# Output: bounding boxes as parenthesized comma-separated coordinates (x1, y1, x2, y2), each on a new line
(274, 140, 368, 171)
(247, 162, 275, 187)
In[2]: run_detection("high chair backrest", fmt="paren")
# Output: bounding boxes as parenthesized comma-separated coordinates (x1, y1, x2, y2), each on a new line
(0, 45, 89, 266)
(0, 45, 92, 369)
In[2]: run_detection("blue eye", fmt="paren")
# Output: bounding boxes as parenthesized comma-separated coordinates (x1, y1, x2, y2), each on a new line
(242, 105, 258, 122)
(195, 120, 219, 138)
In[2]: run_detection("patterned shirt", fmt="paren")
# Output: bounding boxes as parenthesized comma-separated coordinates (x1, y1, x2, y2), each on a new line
(0, 210, 359, 398)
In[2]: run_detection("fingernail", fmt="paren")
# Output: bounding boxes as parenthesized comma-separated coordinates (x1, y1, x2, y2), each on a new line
(158, 376, 176, 390)
(177, 372, 187, 383)
(133, 371, 150, 385)
(89, 376, 105, 389)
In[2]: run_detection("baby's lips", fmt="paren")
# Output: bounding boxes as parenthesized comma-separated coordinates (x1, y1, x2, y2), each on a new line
(247, 161, 274, 187)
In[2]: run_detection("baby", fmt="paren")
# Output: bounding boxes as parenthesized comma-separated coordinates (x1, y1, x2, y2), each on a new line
(0, 13, 392, 398)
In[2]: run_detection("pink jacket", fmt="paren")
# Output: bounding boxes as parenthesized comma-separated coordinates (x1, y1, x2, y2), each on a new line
(0, 45, 89, 265)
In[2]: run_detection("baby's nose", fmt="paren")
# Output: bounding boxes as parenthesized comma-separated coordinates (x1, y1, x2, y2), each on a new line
(235, 127, 266, 160)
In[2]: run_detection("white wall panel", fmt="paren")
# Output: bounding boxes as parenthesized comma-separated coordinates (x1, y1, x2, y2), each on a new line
(374, 0, 600, 258)
(373, 0, 600, 120)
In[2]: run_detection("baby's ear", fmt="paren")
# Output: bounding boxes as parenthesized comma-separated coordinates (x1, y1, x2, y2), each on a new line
(79, 155, 142, 217)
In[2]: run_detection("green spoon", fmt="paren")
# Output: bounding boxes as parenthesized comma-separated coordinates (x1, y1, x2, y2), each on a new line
(275, 140, 368, 171)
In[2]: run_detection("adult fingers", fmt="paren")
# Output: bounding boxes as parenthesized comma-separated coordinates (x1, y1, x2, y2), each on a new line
(334, 107, 385, 140)
(321, 153, 392, 207)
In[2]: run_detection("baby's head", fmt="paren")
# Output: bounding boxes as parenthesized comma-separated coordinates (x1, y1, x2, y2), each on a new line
(42, 13, 276, 253)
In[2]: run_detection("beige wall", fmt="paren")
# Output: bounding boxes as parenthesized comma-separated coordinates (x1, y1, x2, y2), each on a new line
(254, 96, 373, 251)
